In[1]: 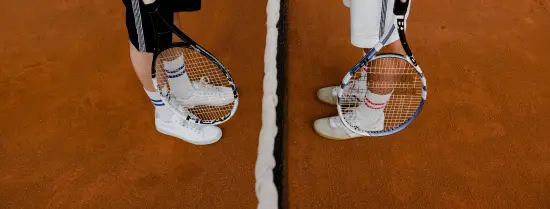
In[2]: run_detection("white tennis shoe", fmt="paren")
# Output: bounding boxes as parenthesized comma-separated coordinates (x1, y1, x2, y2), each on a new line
(161, 54, 234, 107)
(317, 69, 368, 105)
(155, 111, 222, 145)
(313, 106, 384, 140)
(317, 86, 344, 105)
(172, 77, 235, 107)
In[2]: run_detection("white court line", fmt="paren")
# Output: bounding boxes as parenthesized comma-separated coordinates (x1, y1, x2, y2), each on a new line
(255, 0, 281, 208)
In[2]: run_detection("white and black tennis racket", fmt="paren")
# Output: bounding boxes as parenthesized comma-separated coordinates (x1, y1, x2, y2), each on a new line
(144, 0, 238, 125)
(337, 0, 427, 136)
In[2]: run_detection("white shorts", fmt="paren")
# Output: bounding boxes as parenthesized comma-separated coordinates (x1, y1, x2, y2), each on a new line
(344, 0, 411, 48)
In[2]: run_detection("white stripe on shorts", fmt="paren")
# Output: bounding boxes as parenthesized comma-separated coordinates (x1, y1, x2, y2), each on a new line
(379, 0, 388, 39)
(131, 0, 146, 51)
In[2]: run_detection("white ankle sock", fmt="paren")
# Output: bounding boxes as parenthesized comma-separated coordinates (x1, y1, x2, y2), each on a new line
(364, 90, 392, 110)
(353, 90, 392, 127)
(145, 89, 174, 122)
(163, 54, 193, 98)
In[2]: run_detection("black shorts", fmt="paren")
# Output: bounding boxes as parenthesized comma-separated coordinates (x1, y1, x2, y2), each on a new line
(122, 0, 201, 53)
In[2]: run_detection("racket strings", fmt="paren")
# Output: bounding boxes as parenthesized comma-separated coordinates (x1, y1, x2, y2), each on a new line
(154, 46, 235, 121)
(339, 56, 422, 132)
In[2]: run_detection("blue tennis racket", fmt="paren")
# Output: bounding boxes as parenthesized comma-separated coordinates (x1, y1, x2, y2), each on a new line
(337, 0, 427, 136)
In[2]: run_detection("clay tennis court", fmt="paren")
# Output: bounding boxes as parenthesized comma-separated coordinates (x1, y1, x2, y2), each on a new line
(0, 0, 265, 207)
(287, 0, 550, 208)
(1, 0, 549, 208)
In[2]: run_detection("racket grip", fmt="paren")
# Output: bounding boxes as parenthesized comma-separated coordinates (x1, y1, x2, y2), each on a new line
(393, 0, 410, 15)
(142, 0, 156, 5)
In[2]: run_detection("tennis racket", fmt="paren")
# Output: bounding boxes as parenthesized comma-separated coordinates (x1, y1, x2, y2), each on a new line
(143, 0, 238, 125)
(337, 0, 427, 136)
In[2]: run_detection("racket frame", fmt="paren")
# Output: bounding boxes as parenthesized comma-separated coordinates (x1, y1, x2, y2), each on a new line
(337, 0, 427, 136)
(146, 2, 239, 125)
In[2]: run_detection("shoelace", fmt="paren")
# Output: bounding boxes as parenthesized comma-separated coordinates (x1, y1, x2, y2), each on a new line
(329, 115, 360, 136)
(192, 76, 213, 90)
(329, 114, 359, 127)
(175, 117, 203, 133)
(173, 108, 203, 133)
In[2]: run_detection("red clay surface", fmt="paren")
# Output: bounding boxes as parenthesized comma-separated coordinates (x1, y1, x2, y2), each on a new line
(287, 0, 550, 208)
(2, 0, 550, 208)
(0, 0, 265, 208)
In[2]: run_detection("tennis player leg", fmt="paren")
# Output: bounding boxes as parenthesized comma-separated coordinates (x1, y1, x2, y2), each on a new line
(314, 0, 411, 140)
(123, 0, 222, 145)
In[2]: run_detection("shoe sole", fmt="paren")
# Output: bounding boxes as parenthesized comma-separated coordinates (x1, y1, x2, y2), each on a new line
(156, 126, 221, 145)
(313, 122, 362, 141)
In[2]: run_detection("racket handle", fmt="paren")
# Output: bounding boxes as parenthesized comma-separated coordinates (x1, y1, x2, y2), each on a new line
(142, 0, 156, 5)
(393, 0, 410, 16)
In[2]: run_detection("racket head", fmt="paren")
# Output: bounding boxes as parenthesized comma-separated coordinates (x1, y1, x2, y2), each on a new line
(337, 53, 427, 136)
(152, 42, 239, 125)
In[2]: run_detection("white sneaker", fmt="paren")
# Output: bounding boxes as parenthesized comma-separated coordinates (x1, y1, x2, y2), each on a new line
(314, 116, 363, 140)
(161, 55, 234, 107)
(173, 77, 235, 107)
(313, 106, 384, 140)
(155, 113, 222, 145)
(317, 69, 368, 105)
(317, 84, 367, 106)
